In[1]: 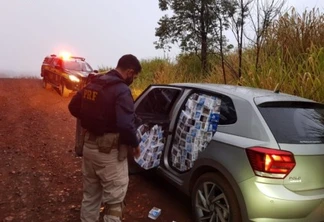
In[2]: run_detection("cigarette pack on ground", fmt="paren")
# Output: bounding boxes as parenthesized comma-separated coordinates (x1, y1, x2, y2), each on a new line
(148, 207, 161, 220)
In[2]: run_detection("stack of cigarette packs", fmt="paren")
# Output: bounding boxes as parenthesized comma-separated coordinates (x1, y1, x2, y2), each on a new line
(135, 93, 221, 172)
(135, 124, 165, 170)
(171, 93, 221, 171)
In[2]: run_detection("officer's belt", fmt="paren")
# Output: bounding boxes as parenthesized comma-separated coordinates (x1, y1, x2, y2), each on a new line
(88, 133, 98, 141)
(88, 132, 117, 141)
(86, 132, 119, 151)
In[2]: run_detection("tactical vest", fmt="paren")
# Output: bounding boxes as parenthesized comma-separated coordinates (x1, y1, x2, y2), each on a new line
(80, 75, 123, 135)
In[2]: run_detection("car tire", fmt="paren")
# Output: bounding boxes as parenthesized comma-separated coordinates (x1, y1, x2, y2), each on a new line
(42, 77, 52, 90)
(60, 82, 71, 97)
(192, 172, 241, 222)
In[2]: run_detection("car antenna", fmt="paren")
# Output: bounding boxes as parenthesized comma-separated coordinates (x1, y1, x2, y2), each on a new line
(273, 83, 280, 93)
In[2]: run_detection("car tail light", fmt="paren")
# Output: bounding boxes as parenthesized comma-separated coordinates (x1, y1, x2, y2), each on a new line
(246, 147, 296, 179)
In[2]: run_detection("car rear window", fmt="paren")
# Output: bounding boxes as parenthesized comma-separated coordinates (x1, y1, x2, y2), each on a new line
(258, 102, 324, 144)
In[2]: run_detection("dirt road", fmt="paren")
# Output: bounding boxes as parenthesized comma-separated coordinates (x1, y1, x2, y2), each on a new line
(0, 78, 192, 222)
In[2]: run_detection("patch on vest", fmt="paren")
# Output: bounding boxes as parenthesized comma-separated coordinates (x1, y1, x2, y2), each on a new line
(83, 89, 99, 101)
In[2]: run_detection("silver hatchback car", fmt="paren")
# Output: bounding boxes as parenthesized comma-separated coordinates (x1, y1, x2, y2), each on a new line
(76, 83, 324, 221)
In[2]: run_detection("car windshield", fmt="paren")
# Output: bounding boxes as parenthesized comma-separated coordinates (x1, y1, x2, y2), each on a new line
(258, 102, 324, 144)
(63, 60, 92, 72)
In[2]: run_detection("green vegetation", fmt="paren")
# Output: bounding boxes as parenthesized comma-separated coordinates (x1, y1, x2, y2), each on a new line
(134, 8, 324, 103)
(155, 0, 236, 74)
(99, 8, 324, 103)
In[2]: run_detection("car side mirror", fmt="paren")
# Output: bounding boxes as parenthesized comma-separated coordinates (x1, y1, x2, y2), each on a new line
(93, 70, 99, 74)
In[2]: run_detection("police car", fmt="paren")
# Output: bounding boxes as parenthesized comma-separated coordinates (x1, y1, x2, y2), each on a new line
(41, 53, 98, 97)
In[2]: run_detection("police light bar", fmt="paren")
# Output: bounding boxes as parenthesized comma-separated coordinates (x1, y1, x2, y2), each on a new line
(71, 56, 85, 61)
(49, 52, 85, 61)
(60, 52, 72, 61)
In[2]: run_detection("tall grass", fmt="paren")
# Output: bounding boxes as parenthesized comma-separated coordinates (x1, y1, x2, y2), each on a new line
(109, 56, 207, 98)
(99, 8, 324, 103)
(131, 48, 324, 102)
(241, 7, 324, 102)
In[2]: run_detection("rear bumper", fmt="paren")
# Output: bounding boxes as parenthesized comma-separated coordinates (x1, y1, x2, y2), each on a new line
(239, 177, 324, 221)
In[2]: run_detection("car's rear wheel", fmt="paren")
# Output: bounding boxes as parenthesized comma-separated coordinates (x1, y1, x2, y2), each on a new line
(42, 77, 52, 90)
(60, 82, 71, 97)
(192, 172, 241, 222)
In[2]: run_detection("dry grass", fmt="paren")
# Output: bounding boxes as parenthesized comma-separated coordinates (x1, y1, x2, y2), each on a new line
(130, 7, 324, 103)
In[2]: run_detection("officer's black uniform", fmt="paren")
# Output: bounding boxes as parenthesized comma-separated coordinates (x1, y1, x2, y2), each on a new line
(68, 69, 139, 148)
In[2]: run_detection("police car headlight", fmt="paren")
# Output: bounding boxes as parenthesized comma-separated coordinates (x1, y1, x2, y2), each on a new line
(69, 75, 80, 82)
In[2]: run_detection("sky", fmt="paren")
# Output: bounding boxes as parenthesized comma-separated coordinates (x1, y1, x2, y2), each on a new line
(0, 0, 323, 77)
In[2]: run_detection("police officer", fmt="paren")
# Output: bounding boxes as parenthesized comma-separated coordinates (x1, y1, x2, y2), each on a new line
(68, 54, 141, 222)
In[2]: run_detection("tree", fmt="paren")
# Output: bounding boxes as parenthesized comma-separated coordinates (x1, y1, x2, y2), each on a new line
(155, 0, 235, 75)
(230, 0, 253, 78)
(247, 0, 286, 72)
(213, 0, 236, 83)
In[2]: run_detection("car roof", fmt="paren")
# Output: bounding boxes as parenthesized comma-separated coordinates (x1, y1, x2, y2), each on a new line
(45, 54, 86, 61)
(169, 83, 316, 105)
